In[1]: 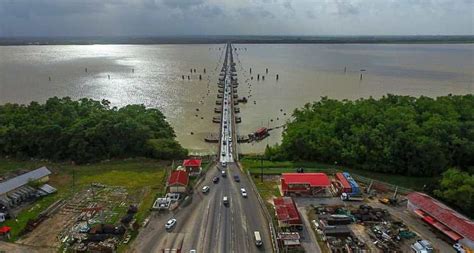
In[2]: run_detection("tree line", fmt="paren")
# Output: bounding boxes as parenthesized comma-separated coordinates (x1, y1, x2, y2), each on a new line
(266, 94, 474, 177)
(0, 97, 187, 163)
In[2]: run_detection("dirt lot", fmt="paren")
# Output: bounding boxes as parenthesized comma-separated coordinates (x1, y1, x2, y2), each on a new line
(17, 184, 129, 250)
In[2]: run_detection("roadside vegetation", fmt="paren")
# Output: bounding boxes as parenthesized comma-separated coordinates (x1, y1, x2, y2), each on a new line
(241, 157, 436, 191)
(0, 97, 187, 163)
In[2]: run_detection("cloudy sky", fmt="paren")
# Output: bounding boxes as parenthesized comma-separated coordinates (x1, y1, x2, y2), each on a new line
(0, 0, 472, 37)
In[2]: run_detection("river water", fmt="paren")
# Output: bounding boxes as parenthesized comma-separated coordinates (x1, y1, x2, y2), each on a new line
(0, 44, 472, 154)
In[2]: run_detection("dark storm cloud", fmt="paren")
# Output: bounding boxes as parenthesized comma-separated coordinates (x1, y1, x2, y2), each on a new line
(0, 0, 472, 36)
(162, 0, 205, 10)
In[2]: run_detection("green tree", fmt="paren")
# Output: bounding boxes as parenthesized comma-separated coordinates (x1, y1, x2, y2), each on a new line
(434, 168, 474, 216)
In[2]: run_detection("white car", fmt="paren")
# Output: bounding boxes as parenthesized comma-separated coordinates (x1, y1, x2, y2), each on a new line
(229, 136, 232, 142)
(165, 218, 177, 230)
(240, 188, 247, 198)
(202, 185, 210, 193)
(453, 243, 466, 253)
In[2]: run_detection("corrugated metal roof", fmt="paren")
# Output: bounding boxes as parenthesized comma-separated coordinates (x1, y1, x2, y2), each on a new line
(0, 167, 51, 195)
(273, 197, 302, 224)
(39, 184, 57, 194)
(408, 192, 474, 242)
(282, 173, 330, 187)
(183, 159, 202, 167)
(167, 170, 189, 186)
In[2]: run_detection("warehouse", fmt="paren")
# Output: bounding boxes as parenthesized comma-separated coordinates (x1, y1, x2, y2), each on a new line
(407, 192, 474, 249)
(0, 166, 53, 207)
(281, 173, 330, 196)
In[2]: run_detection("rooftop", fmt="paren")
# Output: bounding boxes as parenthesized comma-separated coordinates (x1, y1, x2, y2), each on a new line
(408, 192, 474, 242)
(281, 173, 330, 187)
(183, 159, 202, 167)
(167, 170, 189, 186)
(0, 167, 51, 195)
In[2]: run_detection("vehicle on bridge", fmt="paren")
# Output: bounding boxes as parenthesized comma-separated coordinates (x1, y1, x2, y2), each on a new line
(213, 176, 219, 183)
(241, 188, 248, 198)
(234, 175, 240, 182)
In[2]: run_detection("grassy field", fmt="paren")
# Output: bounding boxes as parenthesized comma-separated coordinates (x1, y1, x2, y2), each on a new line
(0, 158, 172, 241)
(241, 158, 437, 190)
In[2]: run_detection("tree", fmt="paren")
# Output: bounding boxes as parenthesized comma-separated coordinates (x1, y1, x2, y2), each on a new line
(434, 168, 474, 216)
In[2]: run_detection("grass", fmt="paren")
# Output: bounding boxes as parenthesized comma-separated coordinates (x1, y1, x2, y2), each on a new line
(240, 158, 437, 191)
(0, 157, 171, 243)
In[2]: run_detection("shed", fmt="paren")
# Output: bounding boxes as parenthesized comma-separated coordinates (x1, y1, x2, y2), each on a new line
(273, 197, 302, 228)
(167, 170, 189, 193)
(182, 159, 202, 176)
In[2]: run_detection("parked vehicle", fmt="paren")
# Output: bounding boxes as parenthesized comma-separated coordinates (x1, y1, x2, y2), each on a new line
(340, 192, 363, 201)
(254, 231, 263, 246)
(453, 243, 466, 253)
(202, 186, 210, 193)
(165, 218, 177, 230)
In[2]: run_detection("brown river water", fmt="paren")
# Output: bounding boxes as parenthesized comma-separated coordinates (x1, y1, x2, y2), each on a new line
(0, 44, 473, 154)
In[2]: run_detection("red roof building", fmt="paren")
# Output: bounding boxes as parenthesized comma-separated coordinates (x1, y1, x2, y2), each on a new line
(335, 172, 351, 193)
(407, 192, 474, 249)
(281, 173, 331, 196)
(182, 159, 202, 176)
(273, 197, 302, 228)
(167, 170, 189, 193)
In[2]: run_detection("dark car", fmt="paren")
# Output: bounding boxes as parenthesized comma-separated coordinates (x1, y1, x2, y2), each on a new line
(213, 176, 220, 183)
(233, 175, 240, 182)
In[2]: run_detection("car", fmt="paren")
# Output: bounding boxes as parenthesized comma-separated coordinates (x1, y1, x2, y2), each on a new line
(190, 250, 197, 253)
(234, 175, 240, 182)
(254, 231, 263, 246)
(221, 152, 226, 156)
(229, 136, 232, 142)
(165, 218, 177, 230)
(223, 196, 229, 206)
(213, 176, 220, 183)
(240, 188, 247, 198)
(221, 161, 227, 168)
(202, 185, 210, 193)
(221, 170, 227, 177)
(453, 243, 466, 253)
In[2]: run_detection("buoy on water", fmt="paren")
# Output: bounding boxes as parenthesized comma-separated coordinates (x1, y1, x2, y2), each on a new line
(266, 68, 268, 74)
(85, 68, 87, 73)
(276, 74, 279, 80)
(182, 75, 185, 79)
(108, 75, 110, 79)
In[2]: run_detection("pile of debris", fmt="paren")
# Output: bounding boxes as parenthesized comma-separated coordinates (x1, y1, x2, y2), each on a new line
(352, 204, 389, 223)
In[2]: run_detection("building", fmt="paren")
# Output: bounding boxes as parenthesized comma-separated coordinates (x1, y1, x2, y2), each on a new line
(0, 166, 53, 207)
(182, 159, 202, 176)
(277, 232, 301, 248)
(335, 172, 351, 193)
(273, 197, 302, 228)
(281, 173, 330, 196)
(407, 192, 474, 249)
(167, 170, 189, 193)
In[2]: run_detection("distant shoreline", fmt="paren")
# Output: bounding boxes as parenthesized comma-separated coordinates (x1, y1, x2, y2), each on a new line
(1, 35, 473, 45)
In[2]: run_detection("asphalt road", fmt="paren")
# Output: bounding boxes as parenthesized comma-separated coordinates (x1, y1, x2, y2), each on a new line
(131, 163, 272, 253)
(130, 43, 272, 253)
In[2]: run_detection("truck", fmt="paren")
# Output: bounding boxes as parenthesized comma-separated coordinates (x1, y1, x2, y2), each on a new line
(340, 192, 364, 201)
